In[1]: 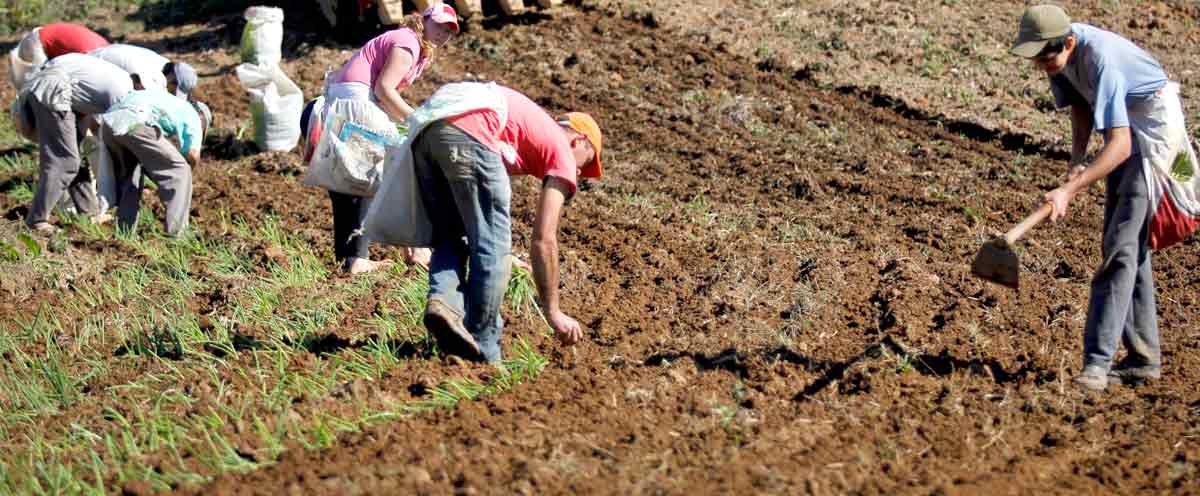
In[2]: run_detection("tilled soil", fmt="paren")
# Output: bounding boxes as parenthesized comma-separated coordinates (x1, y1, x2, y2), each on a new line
(586, 0, 1200, 151)
(181, 7, 1197, 495)
(2, 3, 1198, 494)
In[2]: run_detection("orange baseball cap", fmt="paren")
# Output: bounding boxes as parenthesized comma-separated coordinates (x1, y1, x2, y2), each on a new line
(562, 112, 602, 178)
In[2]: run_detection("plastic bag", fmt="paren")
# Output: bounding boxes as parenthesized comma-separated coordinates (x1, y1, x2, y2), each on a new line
(365, 145, 432, 246)
(364, 82, 510, 247)
(240, 6, 284, 67)
(303, 98, 399, 196)
(9, 30, 45, 90)
(236, 63, 303, 151)
(7, 48, 34, 90)
(90, 128, 117, 213)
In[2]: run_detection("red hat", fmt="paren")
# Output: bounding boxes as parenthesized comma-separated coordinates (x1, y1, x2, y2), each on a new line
(423, 3, 459, 33)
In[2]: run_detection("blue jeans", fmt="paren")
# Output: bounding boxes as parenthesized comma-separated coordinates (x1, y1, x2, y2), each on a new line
(1082, 156, 1160, 374)
(412, 121, 512, 362)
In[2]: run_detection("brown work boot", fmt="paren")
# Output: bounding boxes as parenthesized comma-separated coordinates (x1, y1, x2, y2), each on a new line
(424, 298, 481, 360)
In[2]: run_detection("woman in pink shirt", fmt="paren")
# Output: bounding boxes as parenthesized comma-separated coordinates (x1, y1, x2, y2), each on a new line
(325, 3, 458, 121)
(320, 3, 458, 274)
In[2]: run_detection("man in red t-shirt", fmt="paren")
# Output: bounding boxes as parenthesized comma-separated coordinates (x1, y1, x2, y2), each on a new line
(36, 23, 109, 60)
(412, 85, 602, 363)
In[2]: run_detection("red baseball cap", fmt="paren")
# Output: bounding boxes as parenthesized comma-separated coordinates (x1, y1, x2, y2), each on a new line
(423, 3, 459, 33)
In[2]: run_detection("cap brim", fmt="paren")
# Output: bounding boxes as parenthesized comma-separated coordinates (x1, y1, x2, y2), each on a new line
(1010, 39, 1048, 58)
(580, 157, 601, 178)
(428, 12, 459, 31)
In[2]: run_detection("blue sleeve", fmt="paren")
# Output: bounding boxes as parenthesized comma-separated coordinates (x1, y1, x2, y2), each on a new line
(1090, 59, 1130, 130)
(177, 107, 202, 155)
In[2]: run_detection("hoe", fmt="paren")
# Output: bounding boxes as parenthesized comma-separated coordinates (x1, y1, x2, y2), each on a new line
(971, 203, 1052, 290)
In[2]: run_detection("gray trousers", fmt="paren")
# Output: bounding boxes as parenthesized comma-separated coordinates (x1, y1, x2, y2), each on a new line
(102, 124, 193, 236)
(25, 98, 98, 226)
(1082, 157, 1160, 373)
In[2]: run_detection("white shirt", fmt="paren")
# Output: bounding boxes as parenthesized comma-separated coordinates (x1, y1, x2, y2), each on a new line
(88, 44, 169, 92)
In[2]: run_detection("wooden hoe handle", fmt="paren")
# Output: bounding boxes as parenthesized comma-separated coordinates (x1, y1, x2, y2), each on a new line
(1003, 203, 1053, 245)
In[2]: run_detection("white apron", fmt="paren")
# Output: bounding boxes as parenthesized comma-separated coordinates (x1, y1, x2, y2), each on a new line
(1129, 82, 1200, 249)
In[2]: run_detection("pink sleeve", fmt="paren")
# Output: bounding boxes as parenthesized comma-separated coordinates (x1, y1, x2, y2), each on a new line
(501, 88, 579, 193)
(384, 30, 421, 61)
(524, 116, 578, 193)
(538, 141, 579, 194)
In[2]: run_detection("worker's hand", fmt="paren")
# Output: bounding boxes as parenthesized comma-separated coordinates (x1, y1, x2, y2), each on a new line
(1066, 163, 1087, 182)
(511, 255, 532, 272)
(1043, 186, 1076, 223)
(546, 310, 583, 345)
(403, 247, 431, 270)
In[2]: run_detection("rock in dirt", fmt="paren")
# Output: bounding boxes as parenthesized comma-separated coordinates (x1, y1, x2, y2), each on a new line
(252, 242, 289, 268)
(252, 151, 303, 175)
(406, 467, 432, 484)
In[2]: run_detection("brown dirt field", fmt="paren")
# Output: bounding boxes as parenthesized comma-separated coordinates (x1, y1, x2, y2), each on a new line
(2, 2, 1198, 494)
(591, 0, 1200, 149)
(191, 5, 1197, 495)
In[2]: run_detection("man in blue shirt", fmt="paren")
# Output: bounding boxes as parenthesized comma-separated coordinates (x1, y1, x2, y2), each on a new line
(98, 89, 209, 236)
(1011, 5, 1170, 391)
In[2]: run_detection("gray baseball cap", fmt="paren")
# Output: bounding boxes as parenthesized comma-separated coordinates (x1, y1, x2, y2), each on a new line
(172, 62, 198, 97)
(1010, 5, 1072, 58)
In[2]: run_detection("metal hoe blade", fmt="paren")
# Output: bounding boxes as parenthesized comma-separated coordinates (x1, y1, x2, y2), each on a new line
(971, 236, 1020, 290)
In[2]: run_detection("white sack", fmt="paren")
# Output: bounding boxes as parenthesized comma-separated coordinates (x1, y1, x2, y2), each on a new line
(236, 63, 303, 151)
(240, 6, 284, 67)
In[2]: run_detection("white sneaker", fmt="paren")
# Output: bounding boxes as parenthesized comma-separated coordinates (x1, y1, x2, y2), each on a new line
(1072, 370, 1108, 391)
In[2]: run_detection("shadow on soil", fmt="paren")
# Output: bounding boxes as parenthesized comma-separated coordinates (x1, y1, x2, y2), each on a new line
(644, 336, 1056, 402)
(0, 176, 33, 195)
(287, 332, 427, 360)
(0, 145, 36, 159)
(793, 336, 1056, 401)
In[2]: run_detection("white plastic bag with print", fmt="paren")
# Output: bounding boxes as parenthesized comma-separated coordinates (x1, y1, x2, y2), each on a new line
(303, 98, 399, 196)
(236, 63, 303, 151)
(1131, 82, 1200, 250)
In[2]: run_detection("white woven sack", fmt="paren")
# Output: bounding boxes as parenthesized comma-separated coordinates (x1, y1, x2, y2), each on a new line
(240, 6, 284, 67)
(365, 145, 431, 246)
(364, 82, 510, 247)
(236, 63, 303, 151)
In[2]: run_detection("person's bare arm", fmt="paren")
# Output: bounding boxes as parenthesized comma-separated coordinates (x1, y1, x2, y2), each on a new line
(186, 148, 200, 168)
(1067, 103, 1093, 179)
(372, 47, 416, 121)
(1044, 126, 1132, 222)
(530, 176, 583, 344)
